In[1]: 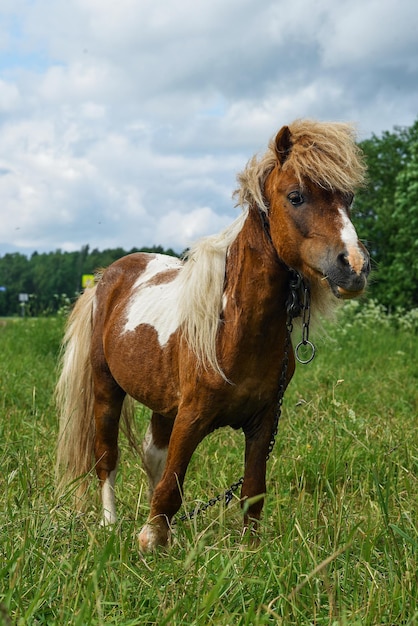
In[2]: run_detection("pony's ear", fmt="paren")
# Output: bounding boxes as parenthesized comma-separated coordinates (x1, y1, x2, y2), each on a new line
(274, 125, 292, 166)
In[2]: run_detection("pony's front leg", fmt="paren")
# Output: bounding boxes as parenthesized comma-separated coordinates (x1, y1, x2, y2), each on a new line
(241, 408, 276, 535)
(93, 381, 125, 526)
(138, 412, 206, 552)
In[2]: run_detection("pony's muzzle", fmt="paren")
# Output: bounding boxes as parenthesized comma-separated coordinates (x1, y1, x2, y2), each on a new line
(326, 247, 370, 299)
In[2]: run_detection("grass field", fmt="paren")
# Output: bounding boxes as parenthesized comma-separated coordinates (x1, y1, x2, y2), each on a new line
(0, 302, 417, 625)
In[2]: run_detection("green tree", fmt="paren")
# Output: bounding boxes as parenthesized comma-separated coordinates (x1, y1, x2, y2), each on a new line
(388, 140, 418, 307)
(354, 118, 418, 309)
(0, 253, 31, 315)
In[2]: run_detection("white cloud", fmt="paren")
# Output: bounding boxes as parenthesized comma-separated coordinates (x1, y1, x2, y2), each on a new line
(0, 0, 417, 256)
(155, 206, 234, 251)
(0, 79, 20, 111)
(319, 0, 418, 68)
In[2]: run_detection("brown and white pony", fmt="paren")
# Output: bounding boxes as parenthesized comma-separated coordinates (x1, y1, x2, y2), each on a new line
(56, 120, 370, 551)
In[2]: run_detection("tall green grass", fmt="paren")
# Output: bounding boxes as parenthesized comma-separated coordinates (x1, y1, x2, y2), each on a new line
(0, 305, 417, 625)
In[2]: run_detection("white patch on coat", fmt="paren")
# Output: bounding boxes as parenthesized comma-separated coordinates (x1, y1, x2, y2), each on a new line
(123, 255, 183, 344)
(338, 208, 364, 274)
(101, 468, 117, 526)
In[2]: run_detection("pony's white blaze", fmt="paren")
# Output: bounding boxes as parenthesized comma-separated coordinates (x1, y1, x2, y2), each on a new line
(338, 208, 364, 275)
(101, 468, 117, 526)
(123, 255, 183, 344)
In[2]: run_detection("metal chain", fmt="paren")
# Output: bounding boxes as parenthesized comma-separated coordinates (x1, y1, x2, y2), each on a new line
(294, 285, 316, 364)
(173, 271, 314, 525)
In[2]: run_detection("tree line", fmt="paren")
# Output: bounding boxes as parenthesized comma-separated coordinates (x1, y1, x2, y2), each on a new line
(1, 117, 417, 316)
(0, 245, 178, 316)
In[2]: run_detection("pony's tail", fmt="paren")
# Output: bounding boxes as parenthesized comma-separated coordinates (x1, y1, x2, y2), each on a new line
(55, 285, 138, 506)
(55, 286, 97, 503)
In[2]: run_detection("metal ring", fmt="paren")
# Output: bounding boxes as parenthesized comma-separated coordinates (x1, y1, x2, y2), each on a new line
(295, 340, 316, 364)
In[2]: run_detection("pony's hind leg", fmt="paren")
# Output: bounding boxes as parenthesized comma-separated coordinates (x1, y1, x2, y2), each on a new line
(142, 412, 173, 502)
(93, 374, 126, 526)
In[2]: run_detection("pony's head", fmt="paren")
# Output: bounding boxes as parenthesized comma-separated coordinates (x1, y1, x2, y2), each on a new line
(235, 119, 370, 300)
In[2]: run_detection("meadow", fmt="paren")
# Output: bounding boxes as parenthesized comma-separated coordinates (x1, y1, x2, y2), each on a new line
(0, 301, 417, 625)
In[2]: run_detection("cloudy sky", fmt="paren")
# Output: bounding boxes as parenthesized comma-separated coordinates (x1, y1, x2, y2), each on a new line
(0, 0, 417, 257)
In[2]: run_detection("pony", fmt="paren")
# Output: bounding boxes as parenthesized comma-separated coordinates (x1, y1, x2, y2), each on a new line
(56, 119, 370, 552)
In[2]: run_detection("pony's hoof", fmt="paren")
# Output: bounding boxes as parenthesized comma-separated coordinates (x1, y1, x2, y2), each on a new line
(138, 523, 169, 552)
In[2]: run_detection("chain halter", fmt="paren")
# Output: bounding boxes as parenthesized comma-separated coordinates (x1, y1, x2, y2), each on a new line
(174, 269, 315, 524)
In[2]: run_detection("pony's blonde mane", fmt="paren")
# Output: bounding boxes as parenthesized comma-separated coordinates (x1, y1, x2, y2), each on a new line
(177, 212, 247, 379)
(234, 119, 367, 212)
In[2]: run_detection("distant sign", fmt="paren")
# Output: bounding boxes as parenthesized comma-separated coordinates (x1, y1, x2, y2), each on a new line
(19, 293, 29, 302)
(82, 274, 95, 289)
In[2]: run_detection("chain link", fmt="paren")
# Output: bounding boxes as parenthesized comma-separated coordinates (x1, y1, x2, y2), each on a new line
(173, 270, 313, 525)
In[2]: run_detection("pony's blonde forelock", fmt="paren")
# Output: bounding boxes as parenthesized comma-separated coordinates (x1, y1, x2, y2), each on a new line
(283, 120, 367, 192)
(234, 119, 367, 210)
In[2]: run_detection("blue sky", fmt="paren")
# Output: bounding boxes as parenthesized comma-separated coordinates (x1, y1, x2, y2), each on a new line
(0, 0, 417, 256)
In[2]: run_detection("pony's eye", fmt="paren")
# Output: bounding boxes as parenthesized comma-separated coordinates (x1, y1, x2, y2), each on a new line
(288, 191, 305, 207)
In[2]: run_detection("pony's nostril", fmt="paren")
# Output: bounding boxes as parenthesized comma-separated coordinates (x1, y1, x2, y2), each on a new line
(337, 252, 350, 268)
(337, 250, 370, 277)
